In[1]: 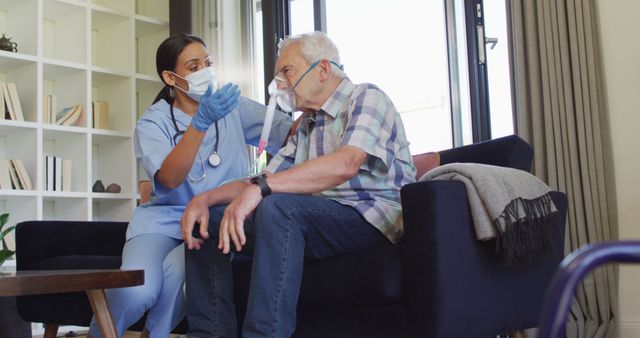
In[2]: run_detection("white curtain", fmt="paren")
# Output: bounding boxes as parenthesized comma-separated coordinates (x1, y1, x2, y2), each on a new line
(192, 0, 263, 102)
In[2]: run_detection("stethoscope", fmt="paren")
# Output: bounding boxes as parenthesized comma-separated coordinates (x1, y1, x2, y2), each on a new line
(170, 103, 221, 182)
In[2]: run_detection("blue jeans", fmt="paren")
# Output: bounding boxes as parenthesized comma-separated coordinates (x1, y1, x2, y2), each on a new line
(185, 193, 389, 338)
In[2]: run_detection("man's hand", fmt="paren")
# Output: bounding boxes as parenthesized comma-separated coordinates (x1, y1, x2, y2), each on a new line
(219, 184, 262, 254)
(181, 194, 211, 250)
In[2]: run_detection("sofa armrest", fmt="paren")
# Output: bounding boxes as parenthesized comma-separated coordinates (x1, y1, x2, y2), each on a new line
(16, 221, 128, 271)
(438, 135, 533, 171)
(400, 180, 567, 337)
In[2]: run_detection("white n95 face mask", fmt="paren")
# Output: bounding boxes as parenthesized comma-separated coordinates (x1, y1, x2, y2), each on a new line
(173, 67, 218, 102)
(268, 78, 296, 112)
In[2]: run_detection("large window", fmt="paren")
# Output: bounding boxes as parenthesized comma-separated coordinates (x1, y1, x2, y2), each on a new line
(483, 0, 513, 139)
(194, 0, 514, 153)
(289, 0, 453, 154)
(290, 0, 314, 34)
(327, 0, 453, 154)
(288, 0, 514, 151)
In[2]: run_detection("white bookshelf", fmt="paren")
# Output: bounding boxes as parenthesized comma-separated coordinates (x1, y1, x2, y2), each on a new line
(0, 0, 169, 229)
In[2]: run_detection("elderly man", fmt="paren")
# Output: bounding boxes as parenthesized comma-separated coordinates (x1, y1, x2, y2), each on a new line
(180, 31, 416, 338)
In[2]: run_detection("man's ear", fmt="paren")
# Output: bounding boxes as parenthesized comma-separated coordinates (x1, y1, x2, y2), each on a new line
(162, 71, 176, 86)
(318, 59, 332, 82)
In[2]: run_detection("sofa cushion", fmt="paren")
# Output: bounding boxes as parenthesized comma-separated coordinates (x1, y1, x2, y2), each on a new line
(233, 244, 403, 307)
(412, 152, 440, 179)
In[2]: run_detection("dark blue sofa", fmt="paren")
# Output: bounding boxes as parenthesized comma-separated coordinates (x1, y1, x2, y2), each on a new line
(15, 135, 567, 337)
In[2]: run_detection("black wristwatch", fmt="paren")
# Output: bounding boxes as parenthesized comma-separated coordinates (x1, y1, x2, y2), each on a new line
(250, 173, 271, 197)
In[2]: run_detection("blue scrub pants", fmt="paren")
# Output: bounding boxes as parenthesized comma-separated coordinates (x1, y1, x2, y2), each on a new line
(184, 193, 390, 338)
(89, 234, 185, 338)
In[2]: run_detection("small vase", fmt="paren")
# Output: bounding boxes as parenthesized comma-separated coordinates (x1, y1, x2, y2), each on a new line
(92, 180, 105, 192)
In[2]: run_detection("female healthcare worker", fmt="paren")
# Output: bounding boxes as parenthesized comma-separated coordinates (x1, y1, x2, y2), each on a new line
(87, 34, 293, 338)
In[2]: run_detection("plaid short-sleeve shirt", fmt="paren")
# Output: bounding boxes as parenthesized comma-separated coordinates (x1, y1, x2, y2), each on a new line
(266, 78, 416, 243)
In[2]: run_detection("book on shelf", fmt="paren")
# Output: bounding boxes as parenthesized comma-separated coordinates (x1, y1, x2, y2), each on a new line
(10, 160, 24, 189)
(45, 155, 54, 191)
(0, 82, 24, 121)
(44, 95, 49, 124)
(44, 94, 58, 124)
(92, 100, 109, 129)
(0, 86, 4, 120)
(7, 159, 22, 189)
(54, 156, 62, 192)
(44, 155, 72, 191)
(0, 160, 12, 189)
(0, 158, 32, 190)
(1, 82, 15, 120)
(7, 83, 24, 121)
(10, 159, 32, 190)
(55, 104, 83, 126)
(51, 95, 58, 124)
(62, 159, 72, 192)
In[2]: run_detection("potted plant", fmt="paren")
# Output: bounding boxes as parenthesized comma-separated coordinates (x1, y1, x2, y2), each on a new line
(0, 213, 15, 267)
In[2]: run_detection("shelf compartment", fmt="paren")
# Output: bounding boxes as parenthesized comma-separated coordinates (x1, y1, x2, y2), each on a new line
(43, 0, 88, 64)
(92, 198, 133, 222)
(43, 196, 88, 221)
(0, 0, 38, 56)
(91, 70, 132, 132)
(135, 77, 163, 119)
(43, 129, 88, 192)
(0, 127, 37, 191)
(136, 0, 168, 22)
(91, 134, 132, 195)
(0, 59, 37, 123)
(91, 0, 132, 16)
(135, 16, 169, 77)
(43, 63, 88, 128)
(91, 9, 133, 73)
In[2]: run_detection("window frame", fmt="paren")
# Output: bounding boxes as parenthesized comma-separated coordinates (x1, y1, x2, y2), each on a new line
(260, 0, 496, 145)
(463, 0, 492, 142)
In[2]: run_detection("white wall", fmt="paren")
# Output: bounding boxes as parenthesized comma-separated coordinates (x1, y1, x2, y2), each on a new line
(596, 0, 640, 336)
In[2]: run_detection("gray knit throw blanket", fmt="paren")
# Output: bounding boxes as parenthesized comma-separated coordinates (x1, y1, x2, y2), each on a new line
(420, 163, 559, 267)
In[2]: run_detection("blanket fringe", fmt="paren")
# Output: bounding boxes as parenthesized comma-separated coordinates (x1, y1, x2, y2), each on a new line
(495, 193, 559, 267)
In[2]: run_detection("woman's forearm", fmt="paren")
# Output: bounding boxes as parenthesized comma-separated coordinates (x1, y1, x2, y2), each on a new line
(156, 125, 206, 189)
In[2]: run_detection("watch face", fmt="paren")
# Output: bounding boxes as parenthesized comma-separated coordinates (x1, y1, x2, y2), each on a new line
(250, 173, 270, 197)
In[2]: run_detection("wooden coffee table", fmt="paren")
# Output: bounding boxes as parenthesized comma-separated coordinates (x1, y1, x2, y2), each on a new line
(0, 269, 144, 338)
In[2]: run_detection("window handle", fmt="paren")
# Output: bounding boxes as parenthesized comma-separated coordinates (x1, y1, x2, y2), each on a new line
(485, 37, 498, 50)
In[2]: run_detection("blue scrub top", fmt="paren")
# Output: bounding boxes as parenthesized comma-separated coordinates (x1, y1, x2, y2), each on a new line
(127, 96, 293, 240)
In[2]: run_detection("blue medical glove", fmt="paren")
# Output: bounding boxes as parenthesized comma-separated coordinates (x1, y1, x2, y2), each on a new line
(191, 83, 241, 132)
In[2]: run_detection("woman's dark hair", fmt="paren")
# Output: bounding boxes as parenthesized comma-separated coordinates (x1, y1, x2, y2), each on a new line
(152, 34, 207, 104)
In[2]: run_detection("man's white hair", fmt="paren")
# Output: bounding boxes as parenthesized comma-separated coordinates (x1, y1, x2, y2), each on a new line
(278, 31, 345, 78)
